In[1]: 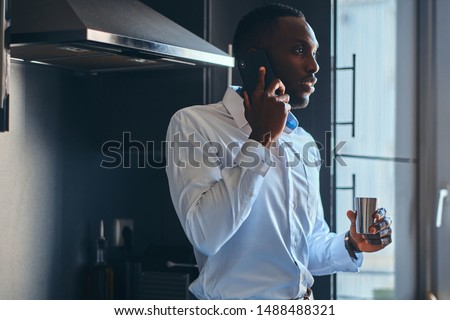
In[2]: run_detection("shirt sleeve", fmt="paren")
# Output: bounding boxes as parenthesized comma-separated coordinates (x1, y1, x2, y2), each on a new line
(306, 147, 363, 275)
(307, 199, 363, 275)
(165, 110, 271, 256)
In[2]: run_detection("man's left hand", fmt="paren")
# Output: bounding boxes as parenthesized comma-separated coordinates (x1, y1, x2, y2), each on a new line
(346, 209, 392, 252)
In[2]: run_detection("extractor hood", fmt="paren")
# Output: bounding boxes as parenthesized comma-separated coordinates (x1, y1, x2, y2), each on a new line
(10, 0, 234, 72)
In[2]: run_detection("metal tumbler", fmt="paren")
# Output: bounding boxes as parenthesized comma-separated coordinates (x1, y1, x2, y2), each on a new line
(354, 197, 379, 234)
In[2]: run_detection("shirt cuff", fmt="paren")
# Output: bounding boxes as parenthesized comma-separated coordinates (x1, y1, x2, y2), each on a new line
(331, 232, 363, 272)
(233, 140, 273, 177)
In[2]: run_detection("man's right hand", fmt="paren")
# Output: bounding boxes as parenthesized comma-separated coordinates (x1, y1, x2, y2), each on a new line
(243, 67, 291, 147)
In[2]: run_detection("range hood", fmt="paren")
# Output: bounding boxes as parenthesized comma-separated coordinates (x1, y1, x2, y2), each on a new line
(10, 0, 234, 72)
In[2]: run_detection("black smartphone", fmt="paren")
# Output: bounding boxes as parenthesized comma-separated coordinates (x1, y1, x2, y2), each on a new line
(237, 49, 276, 103)
(237, 49, 298, 133)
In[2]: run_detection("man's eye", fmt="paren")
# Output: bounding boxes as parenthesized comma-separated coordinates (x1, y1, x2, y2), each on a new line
(313, 50, 319, 58)
(294, 47, 304, 55)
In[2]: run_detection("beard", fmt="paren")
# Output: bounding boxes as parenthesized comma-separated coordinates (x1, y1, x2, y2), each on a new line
(289, 93, 311, 110)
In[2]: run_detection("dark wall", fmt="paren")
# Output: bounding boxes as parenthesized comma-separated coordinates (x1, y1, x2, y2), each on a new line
(0, 63, 66, 299)
(59, 68, 204, 298)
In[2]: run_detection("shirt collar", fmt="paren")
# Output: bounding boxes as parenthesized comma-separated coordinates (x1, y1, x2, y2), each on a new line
(222, 86, 248, 128)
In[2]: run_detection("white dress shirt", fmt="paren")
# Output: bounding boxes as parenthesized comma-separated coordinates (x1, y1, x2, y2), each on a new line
(165, 87, 362, 299)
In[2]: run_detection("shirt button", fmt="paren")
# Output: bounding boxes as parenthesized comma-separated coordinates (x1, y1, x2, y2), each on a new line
(290, 202, 296, 209)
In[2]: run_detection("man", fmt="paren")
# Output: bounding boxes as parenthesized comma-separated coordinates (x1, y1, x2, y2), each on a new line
(165, 3, 392, 299)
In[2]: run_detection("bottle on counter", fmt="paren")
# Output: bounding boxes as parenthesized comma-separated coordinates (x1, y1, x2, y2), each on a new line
(89, 219, 114, 299)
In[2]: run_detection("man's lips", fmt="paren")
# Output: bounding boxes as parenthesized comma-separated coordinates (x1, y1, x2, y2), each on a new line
(300, 77, 317, 94)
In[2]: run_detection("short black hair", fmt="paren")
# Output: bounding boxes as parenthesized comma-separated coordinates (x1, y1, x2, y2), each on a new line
(232, 3, 304, 60)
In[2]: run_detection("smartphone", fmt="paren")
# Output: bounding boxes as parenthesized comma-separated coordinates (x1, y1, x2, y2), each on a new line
(237, 49, 298, 133)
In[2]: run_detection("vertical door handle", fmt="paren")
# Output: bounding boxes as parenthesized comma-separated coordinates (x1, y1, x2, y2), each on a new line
(0, 0, 11, 132)
(335, 53, 356, 137)
(436, 187, 449, 228)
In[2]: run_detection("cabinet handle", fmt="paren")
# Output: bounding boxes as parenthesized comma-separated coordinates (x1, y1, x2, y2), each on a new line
(436, 187, 449, 228)
(335, 53, 356, 137)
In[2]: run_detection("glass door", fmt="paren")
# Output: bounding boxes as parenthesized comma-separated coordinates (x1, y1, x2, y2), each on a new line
(332, 0, 417, 299)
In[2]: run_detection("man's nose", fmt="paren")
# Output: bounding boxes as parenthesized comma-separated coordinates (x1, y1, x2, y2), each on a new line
(306, 55, 320, 74)
(305, 53, 320, 74)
